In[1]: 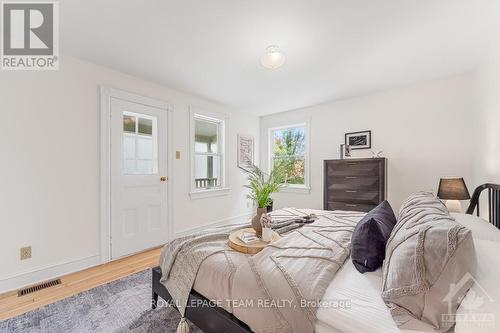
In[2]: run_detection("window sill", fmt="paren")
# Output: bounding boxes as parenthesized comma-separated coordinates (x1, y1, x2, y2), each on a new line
(280, 185, 311, 194)
(189, 187, 231, 200)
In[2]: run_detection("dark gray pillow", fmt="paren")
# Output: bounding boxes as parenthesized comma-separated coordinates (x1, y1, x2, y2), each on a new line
(351, 200, 396, 273)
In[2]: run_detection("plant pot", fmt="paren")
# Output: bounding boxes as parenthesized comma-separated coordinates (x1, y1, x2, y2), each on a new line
(251, 207, 266, 237)
(266, 200, 273, 213)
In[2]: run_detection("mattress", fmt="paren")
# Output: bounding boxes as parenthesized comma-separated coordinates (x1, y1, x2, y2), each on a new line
(314, 260, 420, 333)
(452, 213, 500, 333)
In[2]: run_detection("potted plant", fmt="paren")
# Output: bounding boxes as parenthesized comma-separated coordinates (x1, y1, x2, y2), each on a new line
(243, 163, 284, 237)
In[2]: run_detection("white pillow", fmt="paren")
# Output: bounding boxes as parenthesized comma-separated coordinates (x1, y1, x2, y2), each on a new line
(455, 239, 500, 333)
(452, 213, 500, 243)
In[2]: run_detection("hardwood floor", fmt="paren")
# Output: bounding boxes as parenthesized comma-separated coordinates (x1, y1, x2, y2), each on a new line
(0, 247, 161, 321)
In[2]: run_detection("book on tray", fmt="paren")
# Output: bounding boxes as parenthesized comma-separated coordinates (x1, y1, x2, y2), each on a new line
(238, 231, 260, 244)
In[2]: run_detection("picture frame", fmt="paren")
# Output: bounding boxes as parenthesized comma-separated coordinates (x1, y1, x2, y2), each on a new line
(345, 130, 372, 150)
(237, 134, 254, 170)
(339, 144, 351, 159)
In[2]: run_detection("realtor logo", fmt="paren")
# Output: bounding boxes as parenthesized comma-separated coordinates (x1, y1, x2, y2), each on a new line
(1, 1, 59, 70)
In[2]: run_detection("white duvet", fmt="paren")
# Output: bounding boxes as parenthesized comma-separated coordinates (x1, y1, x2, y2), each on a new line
(314, 213, 500, 333)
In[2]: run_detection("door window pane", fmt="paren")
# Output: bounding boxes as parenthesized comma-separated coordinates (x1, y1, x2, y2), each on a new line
(122, 112, 158, 175)
(138, 117, 153, 135)
(123, 115, 136, 133)
(124, 160, 136, 174)
(136, 160, 154, 174)
(136, 136, 153, 160)
(123, 135, 136, 159)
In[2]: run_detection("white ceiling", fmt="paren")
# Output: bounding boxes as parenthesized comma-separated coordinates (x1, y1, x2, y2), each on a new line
(61, 0, 499, 115)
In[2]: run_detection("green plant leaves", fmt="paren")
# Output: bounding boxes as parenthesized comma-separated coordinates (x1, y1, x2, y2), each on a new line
(242, 163, 284, 208)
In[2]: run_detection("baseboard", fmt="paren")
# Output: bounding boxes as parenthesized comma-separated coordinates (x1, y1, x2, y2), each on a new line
(173, 212, 253, 238)
(0, 254, 101, 294)
(0, 213, 253, 294)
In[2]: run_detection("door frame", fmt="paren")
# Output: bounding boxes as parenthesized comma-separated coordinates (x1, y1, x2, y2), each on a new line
(99, 86, 174, 264)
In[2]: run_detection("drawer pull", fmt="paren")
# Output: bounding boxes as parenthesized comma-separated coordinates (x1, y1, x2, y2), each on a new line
(346, 190, 357, 193)
(345, 204, 358, 207)
(345, 176, 358, 179)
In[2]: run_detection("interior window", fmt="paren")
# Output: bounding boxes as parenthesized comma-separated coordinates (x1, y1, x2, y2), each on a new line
(193, 115, 224, 189)
(270, 125, 306, 186)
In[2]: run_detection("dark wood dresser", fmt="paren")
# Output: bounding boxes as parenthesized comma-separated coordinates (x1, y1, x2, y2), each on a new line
(323, 158, 387, 212)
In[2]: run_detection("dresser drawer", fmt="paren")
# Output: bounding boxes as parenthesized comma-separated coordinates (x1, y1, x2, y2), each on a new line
(327, 201, 376, 213)
(327, 189, 380, 205)
(326, 175, 380, 191)
(326, 160, 382, 177)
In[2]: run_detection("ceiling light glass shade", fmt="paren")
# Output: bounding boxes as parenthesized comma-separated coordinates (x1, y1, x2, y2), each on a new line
(260, 45, 286, 69)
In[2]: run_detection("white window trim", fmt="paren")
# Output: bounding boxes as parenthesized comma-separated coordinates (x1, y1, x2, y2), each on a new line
(268, 121, 311, 194)
(189, 106, 230, 199)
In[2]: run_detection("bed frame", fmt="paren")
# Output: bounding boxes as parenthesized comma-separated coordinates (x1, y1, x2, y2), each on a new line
(151, 184, 500, 333)
(151, 266, 252, 333)
(466, 183, 500, 229)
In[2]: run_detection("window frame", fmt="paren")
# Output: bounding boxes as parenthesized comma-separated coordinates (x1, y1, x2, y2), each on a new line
(268, 121, 311, 193)
(189, 106, 230, 199)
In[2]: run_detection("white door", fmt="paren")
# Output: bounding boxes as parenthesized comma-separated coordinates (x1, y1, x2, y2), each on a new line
(110, 97, 168, 259)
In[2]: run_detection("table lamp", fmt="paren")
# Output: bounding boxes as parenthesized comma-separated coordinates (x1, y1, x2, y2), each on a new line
(437, 177, 471, 213)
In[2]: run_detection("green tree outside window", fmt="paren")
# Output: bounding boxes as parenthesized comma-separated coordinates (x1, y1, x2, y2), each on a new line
(272, 127, 305, 185)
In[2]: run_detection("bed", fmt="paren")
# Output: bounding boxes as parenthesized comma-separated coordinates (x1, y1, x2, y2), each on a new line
(152, 190, 500, 333)
(315, 212, 500, 333)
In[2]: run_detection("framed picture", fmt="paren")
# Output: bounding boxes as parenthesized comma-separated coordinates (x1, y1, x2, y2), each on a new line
(237, 134, 254, 170)
(345, 130, 372, 150)
(339, 144, 352, 159)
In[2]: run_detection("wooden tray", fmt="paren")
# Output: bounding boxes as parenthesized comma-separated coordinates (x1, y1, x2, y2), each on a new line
(228, 228, 281, 254)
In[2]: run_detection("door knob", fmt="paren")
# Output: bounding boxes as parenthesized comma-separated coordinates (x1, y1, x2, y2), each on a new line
(160, 176, 167, 182)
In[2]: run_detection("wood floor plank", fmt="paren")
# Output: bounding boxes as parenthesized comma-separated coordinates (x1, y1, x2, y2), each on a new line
(0, 247, 162, 321)
(0, 249, 161, 311)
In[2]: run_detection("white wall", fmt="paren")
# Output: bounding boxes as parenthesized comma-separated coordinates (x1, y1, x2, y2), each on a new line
(474, 45, 500, 185)
(260, 74, 476, 212)
(472, 42, 500, 219)
(0, 56, 259, 292)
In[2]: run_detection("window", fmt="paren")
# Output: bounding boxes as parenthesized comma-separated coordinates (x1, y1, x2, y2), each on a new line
(122, 111, 158, 175)
(190, 109, 229, 198)
(269, 123, 310, 191)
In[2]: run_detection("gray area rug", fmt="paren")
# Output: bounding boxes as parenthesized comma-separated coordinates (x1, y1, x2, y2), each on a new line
(0, 270, 203, 333)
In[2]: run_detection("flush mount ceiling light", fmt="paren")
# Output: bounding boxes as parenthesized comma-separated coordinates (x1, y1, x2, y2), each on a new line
(260, 45, 286, 69)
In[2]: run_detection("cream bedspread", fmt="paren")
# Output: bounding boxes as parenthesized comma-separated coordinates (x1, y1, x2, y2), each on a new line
(160, 209, 365, 333)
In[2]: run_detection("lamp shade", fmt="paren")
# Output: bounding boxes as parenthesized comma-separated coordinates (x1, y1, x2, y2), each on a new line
(437, 178, 471, 200)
